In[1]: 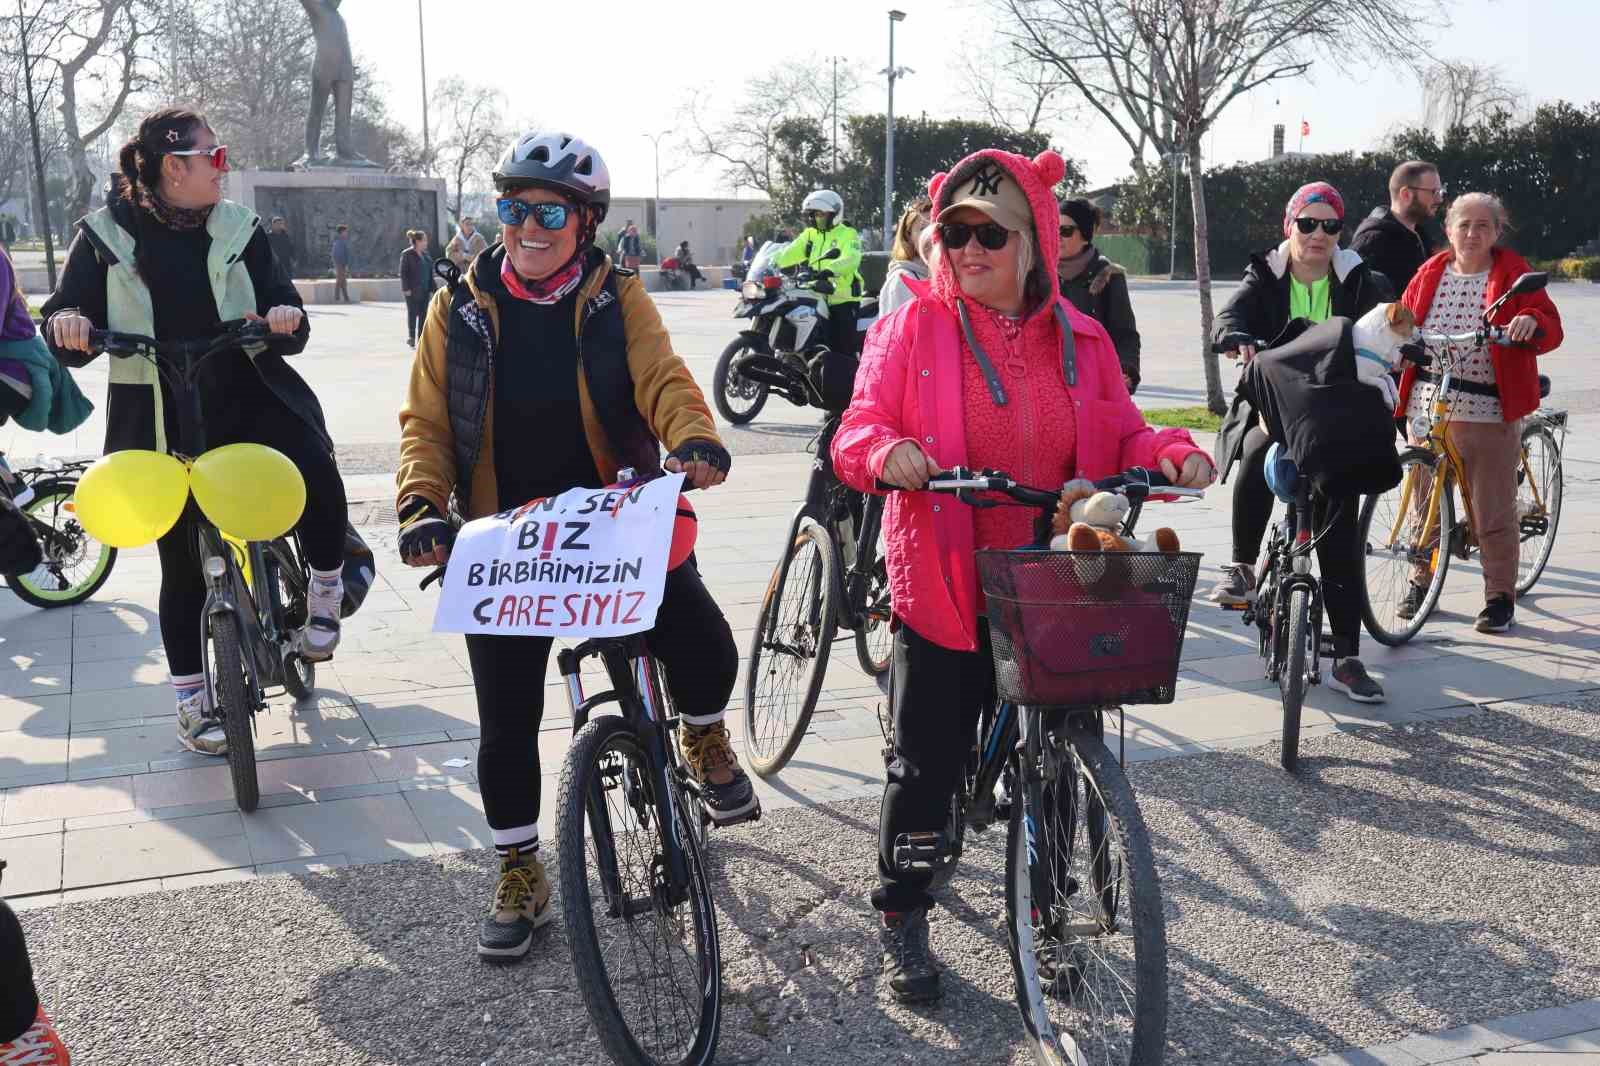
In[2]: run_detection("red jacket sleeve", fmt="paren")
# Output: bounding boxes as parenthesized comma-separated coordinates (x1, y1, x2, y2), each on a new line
(832, 307, 917, 494)
(1494, 286, 1562, 356)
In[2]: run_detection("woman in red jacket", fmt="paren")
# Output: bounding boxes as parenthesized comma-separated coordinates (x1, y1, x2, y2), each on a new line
(831, 147, 1212, 1005)
(1395, 192, 1562, 632)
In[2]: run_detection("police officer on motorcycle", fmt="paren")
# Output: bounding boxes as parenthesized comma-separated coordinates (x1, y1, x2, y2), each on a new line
(774, 189, 864, 357)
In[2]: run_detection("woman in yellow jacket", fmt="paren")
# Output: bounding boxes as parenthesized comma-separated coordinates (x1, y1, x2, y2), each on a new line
(396, 129, 758, 964)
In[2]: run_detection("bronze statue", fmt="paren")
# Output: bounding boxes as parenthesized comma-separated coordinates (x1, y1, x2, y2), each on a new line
(297, 0, 373, 167)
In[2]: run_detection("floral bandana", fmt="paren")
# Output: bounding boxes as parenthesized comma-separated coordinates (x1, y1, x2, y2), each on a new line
(500, 254, 584, 305)
(1282, 181, 1345, 237)
(143, 191, 213, 231)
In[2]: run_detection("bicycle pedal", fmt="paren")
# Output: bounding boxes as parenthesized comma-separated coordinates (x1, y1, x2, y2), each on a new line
(892, 830, 953, 873)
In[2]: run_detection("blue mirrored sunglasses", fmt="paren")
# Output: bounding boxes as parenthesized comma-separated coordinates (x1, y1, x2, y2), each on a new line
(496, 199, 572, 230)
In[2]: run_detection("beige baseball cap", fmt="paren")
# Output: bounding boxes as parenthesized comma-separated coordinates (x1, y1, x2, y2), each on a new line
(938, 161, 1032, 234)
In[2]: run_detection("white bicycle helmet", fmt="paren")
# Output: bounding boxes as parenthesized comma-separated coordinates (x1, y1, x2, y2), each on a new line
(493, 130, 611, 220)
(802, 189, 844, 223)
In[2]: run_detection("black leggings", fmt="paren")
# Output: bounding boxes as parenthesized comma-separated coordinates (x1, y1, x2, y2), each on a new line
(875, 621, 995, 914)
(1, 897, 38, 1042)
(156, 400, 347, 677)
(1233, 426, 1363, 657)
(465, 560, 738, 854)
(827, 301, 859, 357)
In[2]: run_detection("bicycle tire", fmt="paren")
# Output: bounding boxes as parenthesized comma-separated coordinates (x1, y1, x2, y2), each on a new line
(743, 522, 838, 777)
(209, 614, 260, 812)
(6, 479, 117, 608)
(1359, 448, 1453, 646)
(1005, 716, 1167, 1065)
(853, 532, 893, 678)
(1514, 420, 1563, 595)
(1282, 587, 1310, 772)
(711, 338, 767, 425)
(558, 715, 721, 1066)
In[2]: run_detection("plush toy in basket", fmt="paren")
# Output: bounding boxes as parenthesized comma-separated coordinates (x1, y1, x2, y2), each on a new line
(1047, 479, 1181, 553)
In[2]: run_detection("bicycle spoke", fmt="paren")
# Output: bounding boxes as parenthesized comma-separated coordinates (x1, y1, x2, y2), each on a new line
(581, 741, 708, 1062)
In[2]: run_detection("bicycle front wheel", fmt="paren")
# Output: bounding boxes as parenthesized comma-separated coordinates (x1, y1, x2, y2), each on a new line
(743, 522, 838, 777)
(1360, 447, 1453, 645)
(209, 614, 260, 813)
(6, 478, 117, 608)
(1005, 715, 1167, 1065)
(853, 518, 892, 678)
(1281, 587, 1311, 772)
(1515, 420, 1563, 595)
(557, 715, 721, 1066)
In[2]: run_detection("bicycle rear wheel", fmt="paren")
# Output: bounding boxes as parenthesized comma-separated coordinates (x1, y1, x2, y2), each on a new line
(1515, 420, 1563, 595)
(6, 479, 117, 608)
(1005, 714, 1166, 1065)
(208, 614, 260, 813)
(1281, 587, 1311, 772)
(743, 522, 838, 777)
(557, 715, 720, 1066)
(1360, 448, 1453, 646)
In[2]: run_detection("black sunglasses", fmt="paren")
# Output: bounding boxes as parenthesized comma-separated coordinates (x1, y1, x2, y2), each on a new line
(938, 221, 1011, 251)
(496, 199, 573, 230)
(1293, 217, 1344, 235)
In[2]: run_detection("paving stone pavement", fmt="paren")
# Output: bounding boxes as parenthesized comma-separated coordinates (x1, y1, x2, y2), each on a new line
(3, 290, 1597, 1063)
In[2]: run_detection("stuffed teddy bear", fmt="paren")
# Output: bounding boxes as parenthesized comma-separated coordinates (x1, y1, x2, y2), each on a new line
(1048, 479, 1181, 553)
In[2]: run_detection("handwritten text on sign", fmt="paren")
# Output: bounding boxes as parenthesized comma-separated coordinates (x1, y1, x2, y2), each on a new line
(432, 474, 685, 637)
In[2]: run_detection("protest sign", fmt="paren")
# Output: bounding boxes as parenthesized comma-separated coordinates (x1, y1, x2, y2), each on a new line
(432, 473, 686, 638)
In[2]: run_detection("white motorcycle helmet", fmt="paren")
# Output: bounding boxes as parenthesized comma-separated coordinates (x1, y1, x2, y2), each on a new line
(802, 189, 844, 228)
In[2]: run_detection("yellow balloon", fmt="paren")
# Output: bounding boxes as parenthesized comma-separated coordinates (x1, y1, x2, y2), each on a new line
(73, 450, 190, 548)
(190, 444, 307, 541)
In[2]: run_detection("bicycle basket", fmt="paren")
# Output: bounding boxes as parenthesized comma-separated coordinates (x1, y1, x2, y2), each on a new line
(976, 549, 1202, 707)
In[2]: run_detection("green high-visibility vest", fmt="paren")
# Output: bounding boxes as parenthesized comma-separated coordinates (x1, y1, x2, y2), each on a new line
(81, 199, 262, 454)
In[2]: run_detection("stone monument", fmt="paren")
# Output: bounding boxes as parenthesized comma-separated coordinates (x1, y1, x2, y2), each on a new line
(225, 0, 447, 300)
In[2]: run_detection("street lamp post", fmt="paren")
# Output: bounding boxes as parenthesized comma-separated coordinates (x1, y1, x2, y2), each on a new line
(882, 10, 907, 250)
(418, 0, 430, 166)
(642, 131, 667, 260)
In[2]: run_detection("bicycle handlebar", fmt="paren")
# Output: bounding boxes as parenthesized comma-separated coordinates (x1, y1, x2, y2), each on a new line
(86, 319, 284, 362)
(876, 466, 1205, 504)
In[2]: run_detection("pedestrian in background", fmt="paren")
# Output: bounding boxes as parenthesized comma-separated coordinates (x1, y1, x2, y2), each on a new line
(268, 216, 297, 279)
(878, 195, 933, 317)
(1057, 199, 1141, 393)
(398, 228, 434, 348)
(446, 215, 488, 272)
(1352, 159, 1443, 295)
(741, 235, 756, 266)
(617, 221, 643, 270)
(331, 223, 352, 302)
(0, 216, 15, 253)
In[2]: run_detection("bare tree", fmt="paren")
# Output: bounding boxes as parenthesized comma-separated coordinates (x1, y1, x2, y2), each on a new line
(429, 77, 506, 223)
(956, 38, 1077, 137)
(1003, 0, 1443, 412)
(683, 56, 861, 195)
(50, 0, 163, 223)
(1, 0, 73, 285)
(1419, 60, 1520, 134)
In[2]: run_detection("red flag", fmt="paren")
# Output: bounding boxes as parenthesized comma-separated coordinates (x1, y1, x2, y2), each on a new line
(1301, 120, 1311, 137)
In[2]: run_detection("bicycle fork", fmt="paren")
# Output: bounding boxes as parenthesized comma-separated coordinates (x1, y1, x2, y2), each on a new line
(558, 639, 694, 912)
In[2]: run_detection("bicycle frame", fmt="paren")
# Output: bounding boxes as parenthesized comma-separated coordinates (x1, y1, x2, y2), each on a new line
(558, 635, 698, 908)
(1255, 477, 1325, 682)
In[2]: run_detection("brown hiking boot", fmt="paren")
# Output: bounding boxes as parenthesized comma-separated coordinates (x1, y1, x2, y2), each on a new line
(680, 721, 759, 826)
(477, 847, 552, 962)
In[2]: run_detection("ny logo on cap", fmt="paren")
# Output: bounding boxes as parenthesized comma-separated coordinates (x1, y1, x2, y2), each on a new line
(970, 166, 1004, 197)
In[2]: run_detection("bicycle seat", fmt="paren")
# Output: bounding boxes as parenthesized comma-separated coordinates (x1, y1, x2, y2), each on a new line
(1539, 374, 1551, 399)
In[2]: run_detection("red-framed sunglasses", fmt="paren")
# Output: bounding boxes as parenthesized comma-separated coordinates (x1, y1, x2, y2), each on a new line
(168, 144, 229, 171)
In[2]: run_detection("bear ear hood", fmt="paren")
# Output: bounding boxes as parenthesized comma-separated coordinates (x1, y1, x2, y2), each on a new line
(927, 148, 1070, 315)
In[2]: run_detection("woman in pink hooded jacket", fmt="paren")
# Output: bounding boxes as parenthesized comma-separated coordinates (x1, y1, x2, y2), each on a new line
(832, 148, 1213, 1003)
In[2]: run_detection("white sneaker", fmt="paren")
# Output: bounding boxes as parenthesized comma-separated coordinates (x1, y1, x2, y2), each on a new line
(176, 689, 227, 756)
(299, 576, 344, 662)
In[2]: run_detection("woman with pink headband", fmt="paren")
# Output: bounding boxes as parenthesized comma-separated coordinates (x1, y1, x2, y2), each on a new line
(1209, 180, 1395, 703)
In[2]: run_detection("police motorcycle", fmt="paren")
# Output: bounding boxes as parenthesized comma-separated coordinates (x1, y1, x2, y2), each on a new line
(711, 240, 878, 425)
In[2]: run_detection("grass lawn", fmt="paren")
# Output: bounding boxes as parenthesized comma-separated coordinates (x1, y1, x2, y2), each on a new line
(1141, 406, 1221, 432)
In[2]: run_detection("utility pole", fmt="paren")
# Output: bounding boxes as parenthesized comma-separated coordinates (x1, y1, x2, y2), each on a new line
(642, 131, 667, 259)
(418, 0, 431, 167)
(831, 56, 838, 178)
(16, 0, 57, 289)
(1168, 150, 1180, 278)
(882, 10, 908, 250)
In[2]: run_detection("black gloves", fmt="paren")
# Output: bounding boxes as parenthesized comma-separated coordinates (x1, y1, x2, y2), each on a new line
(398, 496, 455, 564)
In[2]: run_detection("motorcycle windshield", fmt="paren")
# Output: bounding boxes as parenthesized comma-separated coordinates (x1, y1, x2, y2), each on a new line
(746, 241, 788, 287)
